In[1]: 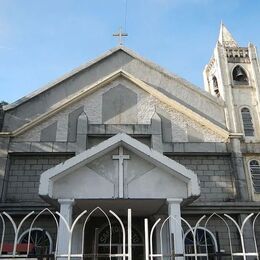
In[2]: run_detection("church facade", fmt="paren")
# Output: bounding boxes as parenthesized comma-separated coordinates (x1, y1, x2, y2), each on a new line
(0, 24, 260, 258)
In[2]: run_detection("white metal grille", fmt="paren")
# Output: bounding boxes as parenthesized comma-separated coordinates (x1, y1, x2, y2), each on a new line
(1, 208, 260, 259)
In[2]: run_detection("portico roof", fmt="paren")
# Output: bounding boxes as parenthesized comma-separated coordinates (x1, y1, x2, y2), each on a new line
(39, 133, 200, 201)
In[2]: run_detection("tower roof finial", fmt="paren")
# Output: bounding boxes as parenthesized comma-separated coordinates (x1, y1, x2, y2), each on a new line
(218, 22, 238, 47)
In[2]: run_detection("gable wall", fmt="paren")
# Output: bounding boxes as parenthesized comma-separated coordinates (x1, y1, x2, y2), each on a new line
(11, 78, 225, 144)
(3, 50, 226, 132)
(3, 51, 134, 131)
(122, 57, 226, 127)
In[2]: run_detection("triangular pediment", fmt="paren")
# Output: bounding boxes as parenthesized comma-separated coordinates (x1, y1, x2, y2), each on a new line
(39, 133, 200, 201)
(3, 69, 229, 140)
(1, 46, 228, 139)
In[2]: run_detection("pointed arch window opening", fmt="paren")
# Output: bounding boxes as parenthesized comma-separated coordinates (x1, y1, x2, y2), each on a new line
(18, 228, 53, 256)
(232, 65, 249, 84)
(92, 222, 144, 259)
(212, 76, 220, 97)
(241, 107, 254, 137)
(249, 160, 260, 193)
(184, 227, 217, 259)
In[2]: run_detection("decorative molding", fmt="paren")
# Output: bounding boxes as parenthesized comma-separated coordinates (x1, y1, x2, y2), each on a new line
(39, 133, 200, 199)
(229, 133, 244, 139)
(0, 70, 230, 139)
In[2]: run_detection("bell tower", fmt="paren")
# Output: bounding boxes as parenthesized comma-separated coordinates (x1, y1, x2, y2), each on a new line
(203, 23, 260, 141)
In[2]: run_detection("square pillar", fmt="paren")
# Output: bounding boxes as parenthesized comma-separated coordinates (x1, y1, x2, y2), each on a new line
(57, 199, 75, 258)
(167, 198, 184, 260)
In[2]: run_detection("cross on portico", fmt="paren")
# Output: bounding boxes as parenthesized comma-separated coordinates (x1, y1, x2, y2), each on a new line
(112, 146, 130, 198)
(113, 27, 128, 45)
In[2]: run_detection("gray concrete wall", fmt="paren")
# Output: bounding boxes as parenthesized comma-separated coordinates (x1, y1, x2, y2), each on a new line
(0, 102, 7, 131)
(4, 154, 72, 203)
(4, 153, 235, 204)
(10, 79, 225, 144)
(169, 155, 236, 202)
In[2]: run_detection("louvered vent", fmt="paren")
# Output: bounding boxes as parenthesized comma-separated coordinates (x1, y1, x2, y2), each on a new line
(241, 108, 254, 136)
(250, 160, 260, 193)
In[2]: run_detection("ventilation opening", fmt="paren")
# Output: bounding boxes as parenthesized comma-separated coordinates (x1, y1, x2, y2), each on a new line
(241, 107, 254, 137)
(212, 76, 220, 97)
(250, 160, 260, 193)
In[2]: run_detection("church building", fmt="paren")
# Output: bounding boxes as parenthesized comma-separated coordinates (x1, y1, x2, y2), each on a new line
(0, 24, 260, 259)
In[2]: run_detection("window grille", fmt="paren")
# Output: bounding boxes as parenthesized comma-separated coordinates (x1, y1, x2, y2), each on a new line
(18, 228, 53, 255)
(241, 107, 254, 136)
(184, 227, 217, 257)
(250, 160, 260, 193)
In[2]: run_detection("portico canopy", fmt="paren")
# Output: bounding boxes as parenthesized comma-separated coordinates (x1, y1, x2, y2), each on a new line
(39, 133, 200, 203)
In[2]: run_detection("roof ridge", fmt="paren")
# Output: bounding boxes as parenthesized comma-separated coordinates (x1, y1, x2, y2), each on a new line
(4, 46, 222, 111)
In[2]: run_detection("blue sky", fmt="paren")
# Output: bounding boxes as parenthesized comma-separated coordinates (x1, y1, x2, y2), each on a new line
(1, 0, 260, 103)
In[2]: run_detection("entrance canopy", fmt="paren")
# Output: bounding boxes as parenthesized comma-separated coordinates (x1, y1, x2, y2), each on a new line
(39, 133, 200, 203)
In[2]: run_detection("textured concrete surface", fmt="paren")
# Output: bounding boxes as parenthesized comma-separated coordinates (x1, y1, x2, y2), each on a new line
(3, 48, 226, 132)
(102, 84, 137, 124)
(4, 154, 72, 203)
(40, 121, 57, 142)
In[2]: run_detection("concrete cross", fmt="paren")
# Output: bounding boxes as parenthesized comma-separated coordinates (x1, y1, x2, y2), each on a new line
(113, 27, 128, 45)
(112, 146, 130, 198)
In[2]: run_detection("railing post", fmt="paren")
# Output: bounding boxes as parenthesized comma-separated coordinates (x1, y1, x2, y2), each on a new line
(128, 209, 132, 260)
(145, 218, 149, 260)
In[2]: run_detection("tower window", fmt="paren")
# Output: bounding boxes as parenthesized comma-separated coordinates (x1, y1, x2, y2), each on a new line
(241, 107, 254, 136)
(249, 160, 260, 193)
(232, 65, 248, 84)
(212, 76, 220, 97)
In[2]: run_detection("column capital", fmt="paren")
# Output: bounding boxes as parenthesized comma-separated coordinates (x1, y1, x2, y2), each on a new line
(58, 198, 75, 205)
(167, 198, 182, 204)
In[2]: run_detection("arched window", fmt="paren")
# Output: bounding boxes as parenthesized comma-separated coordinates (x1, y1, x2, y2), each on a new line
(94, 223, 144, 259)
(18, 228, 53, 256)
(212, 76, 220, 97)
(250, 160, 260, 193)
(241, 107, 254, 136)
(184, 227, 217, 259)
(232, 65, 248, 84)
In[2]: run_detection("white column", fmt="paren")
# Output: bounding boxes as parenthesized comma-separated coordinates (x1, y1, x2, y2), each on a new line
(57, 199, 75, 257)
(167, 198, 183, 260)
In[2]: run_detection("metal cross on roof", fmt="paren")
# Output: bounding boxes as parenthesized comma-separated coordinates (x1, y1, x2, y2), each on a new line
(113, 27, 128, 45)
